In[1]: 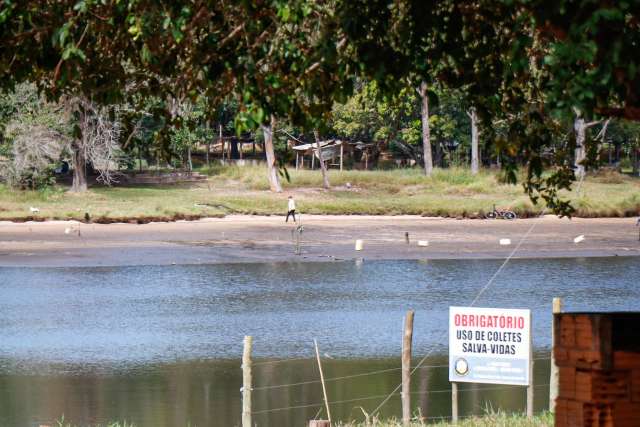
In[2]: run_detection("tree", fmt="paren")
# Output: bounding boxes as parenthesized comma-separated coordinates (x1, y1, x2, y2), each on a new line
(66, 97, 123, 191)
(313, 130, 330, 189)
(261, 116, 282, 192)
(3, 1, 640, 211)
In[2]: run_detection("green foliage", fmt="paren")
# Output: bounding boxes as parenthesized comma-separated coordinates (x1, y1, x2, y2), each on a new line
(2, 1, 640, 212)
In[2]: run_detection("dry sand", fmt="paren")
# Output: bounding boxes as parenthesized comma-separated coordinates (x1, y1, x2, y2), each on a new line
(0, 215, 638, 267)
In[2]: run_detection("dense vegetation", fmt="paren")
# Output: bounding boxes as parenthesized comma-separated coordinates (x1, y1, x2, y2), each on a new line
(1, 1, 640, 215)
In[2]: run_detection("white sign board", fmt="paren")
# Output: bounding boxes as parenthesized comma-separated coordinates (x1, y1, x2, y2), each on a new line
(449, 306, 531, 386)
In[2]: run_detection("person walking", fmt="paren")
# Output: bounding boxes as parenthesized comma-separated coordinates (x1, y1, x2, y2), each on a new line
(286, 195, 296, 223)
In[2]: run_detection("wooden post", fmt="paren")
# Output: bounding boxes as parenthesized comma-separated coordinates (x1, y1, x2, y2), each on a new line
(311, 151, 315, 169)
(314, 339, 331, 425)
(296, 152, 299, 170)
(239, 142, 243, 159)
(340, 143, 344, 171)
(242, 336, 253, 427)
(451, 382, 458, 423)
(549, 297, 563, 412)
(402, 310, 415, 425)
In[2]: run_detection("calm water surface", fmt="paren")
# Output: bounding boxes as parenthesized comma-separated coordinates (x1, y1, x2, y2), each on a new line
(0, 257, 638, 426)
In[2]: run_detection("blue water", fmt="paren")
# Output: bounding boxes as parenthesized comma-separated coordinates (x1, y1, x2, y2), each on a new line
(0, 258, 638, 426)
(0, 257, 637, 369)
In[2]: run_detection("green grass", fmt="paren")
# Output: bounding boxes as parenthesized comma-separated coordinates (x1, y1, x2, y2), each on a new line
(0, 165, 638, 222)
(51, 411, 553, 427)
(337, 411, 553, 426)
(52, 411, 553, 427)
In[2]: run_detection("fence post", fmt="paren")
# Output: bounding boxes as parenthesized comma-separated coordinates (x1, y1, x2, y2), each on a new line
(451, 382, 458, 423)
(402, 310, 415, 425)
(549, 297, 563, 412)
(527, 360, 534, 418)
(242, 336, 253, 427)
(314, 339, 332, 425)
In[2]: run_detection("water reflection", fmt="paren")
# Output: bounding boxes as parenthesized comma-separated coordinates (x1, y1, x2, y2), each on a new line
(0, 357, 552, 427)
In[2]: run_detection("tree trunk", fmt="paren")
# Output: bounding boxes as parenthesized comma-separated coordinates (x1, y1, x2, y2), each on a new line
(206, 122, 211, 167)
(574, 115, 586, 179)
(261, 115, 282, 193)
(634, 139, 639, 176)
(469, 107, 480, 175)
(187, 145, 193, 171)
(71, 141, 88, 192)
(313, 130, 330, 189)
(419, 82, 433, 176)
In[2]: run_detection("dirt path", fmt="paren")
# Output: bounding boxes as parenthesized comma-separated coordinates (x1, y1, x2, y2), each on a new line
(0, 215, 638, 267)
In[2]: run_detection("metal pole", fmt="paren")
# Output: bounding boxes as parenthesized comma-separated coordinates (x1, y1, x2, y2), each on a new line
(527, 360, 534, 418)
(451, 382, 458, 423)
(527, 308, 534, 418)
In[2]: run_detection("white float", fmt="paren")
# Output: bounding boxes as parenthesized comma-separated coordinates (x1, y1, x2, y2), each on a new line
(499, 238, 511, 245)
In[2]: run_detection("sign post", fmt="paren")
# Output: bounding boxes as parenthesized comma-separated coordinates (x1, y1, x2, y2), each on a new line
(449, 306, 532, 419)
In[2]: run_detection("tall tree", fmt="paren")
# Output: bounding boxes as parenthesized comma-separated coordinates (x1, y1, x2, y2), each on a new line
(313, 130, 330, 189)
(261, 115, 282, 193)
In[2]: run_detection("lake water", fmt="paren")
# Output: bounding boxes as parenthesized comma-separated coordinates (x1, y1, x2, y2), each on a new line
(0, 257, 638, 426)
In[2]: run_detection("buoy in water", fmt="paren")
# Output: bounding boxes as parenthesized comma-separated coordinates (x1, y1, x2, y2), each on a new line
(499, 238, 511, 245)
(574, 235, 585, 243)
(417, 240, 429, 247)
(355, 239, 364, 251)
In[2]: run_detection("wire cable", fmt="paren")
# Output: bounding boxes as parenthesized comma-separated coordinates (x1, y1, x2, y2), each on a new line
(368, 211, 547, 417)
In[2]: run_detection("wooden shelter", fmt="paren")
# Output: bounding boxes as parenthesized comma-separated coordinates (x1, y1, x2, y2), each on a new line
(292, 140, 346, 171)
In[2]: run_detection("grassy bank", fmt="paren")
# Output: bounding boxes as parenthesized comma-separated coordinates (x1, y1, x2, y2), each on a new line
(0, 165, 639, 222)
(338, 411, 553, 426)
(337, 412, 553, 427)
(52, 412, 552, 427)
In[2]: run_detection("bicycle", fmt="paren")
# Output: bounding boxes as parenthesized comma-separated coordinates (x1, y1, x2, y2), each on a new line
(485, 204, 517, 220)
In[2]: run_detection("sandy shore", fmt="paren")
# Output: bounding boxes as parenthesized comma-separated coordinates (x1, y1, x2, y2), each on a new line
(0, 215, 638, 267)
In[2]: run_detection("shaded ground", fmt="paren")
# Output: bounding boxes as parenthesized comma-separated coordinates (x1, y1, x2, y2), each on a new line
(0, 215, 638, 267)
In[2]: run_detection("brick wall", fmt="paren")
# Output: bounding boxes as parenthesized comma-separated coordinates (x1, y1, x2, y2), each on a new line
(554, 313, 640, 427)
